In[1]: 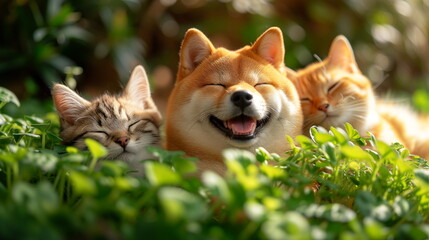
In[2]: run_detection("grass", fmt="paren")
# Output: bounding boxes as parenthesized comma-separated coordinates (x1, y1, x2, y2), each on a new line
(1, 86, 429, 239)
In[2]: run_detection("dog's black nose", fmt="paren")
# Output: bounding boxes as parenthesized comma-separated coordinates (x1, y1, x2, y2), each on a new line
(231, 91, 253, 109)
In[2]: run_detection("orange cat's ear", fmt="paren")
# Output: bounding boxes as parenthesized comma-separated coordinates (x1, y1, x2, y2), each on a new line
(326, 35, 360, 73)
(52, 84, 90, 125)
(123, 65, 151, 108)
(178, 28, 215, 78)
(251, 27, 285, 70)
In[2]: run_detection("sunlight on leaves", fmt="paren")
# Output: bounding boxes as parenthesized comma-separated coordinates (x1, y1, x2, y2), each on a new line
(85, 138, 107, 159)
(145, 161, 182, 186)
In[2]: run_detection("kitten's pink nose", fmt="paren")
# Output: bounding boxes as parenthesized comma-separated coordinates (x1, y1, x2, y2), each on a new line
(318, 103, 330, 112)
(115, 136, 129, 148)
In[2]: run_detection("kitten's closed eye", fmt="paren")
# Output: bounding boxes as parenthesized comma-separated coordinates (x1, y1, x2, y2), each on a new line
(69, 130, 108, 144)
(128, 119, 152, 133)
(88, 131, 108, 136)
(327, 81, 340, 93)
(300, 97, 311, 102)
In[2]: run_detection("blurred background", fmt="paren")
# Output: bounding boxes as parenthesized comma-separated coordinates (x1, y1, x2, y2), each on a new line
(2, 0, 429, 116)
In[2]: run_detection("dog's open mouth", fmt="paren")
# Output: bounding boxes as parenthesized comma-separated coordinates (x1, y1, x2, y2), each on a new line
(209, 113, 271, 140)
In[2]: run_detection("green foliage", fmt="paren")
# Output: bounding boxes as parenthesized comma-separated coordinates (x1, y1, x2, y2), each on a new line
(413, 89, 429, 114)
(0, 0, 144, 96)
(0, 0, 90, 87)
(1, 96, 429, 239)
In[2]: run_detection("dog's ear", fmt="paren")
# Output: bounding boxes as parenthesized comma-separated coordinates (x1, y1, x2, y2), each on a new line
(178, 28, 215, 78)
(251, 27, 285, 70)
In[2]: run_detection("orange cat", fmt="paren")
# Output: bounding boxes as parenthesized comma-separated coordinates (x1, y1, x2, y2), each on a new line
(165, 27, 303, 174)
(291, 35, 429, 159)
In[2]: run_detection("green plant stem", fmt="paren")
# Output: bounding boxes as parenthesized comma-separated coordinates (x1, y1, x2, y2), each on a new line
(136, 188, 157, 208)
(387, 203, 419, 237)
(12, 162, 18, 184)
(6, 165, 11, 188)
(54, 170, 66, 200)
(42, 133, 46, 149)
(89, 157, 98, 172)
(29, 1, 44, 27)
(239, 222, 259, 240)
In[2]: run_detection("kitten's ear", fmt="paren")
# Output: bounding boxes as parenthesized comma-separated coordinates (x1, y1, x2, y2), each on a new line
(123, 65, 152, 108)
(178, 28, 215, 78)
(326, 35, 360, 73)
(251, 27, 285, 70)
(52, 84, 90, 125)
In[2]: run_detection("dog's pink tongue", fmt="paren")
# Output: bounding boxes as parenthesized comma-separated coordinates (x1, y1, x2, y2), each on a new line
(226, 116, 256, 135)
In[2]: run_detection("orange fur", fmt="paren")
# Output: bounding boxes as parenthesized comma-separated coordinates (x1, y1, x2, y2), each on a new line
(291, 35, 429, 159)
(165, 28, 303, 174)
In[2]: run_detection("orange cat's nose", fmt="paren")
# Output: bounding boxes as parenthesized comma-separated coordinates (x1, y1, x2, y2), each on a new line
(115, 136, 129, 148)
(318, 103, 330, 112)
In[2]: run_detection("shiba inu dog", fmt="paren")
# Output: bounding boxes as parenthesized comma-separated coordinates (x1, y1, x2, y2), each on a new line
(165, 27, 303, 174)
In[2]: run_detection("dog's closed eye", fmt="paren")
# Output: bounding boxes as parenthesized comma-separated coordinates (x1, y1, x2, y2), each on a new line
(255, 83, 271, 87)
(203, 83, 226, 88)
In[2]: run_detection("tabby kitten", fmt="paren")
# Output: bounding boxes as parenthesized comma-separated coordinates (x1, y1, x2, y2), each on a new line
(52, 65, 162, 173)
(291, 35, 429, 158)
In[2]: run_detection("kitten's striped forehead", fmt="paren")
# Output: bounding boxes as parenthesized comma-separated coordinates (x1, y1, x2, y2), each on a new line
(93, 95, 131, 121)
(296, 65, 332, 95)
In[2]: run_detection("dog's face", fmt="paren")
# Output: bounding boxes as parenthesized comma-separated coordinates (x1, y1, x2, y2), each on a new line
(166, 28, 302, 170)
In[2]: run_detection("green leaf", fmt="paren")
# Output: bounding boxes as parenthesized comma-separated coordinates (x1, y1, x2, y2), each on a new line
(0, 87, 20, 108)
(49, 4, 75, 27)
(296, 135, 316, 150)
(322, 142, 337, 163)
(341, 145, 372, 161)
(256, 147, 272, 163)
(158, 187, 207, 222)
(85, 138, 107, 159)
(24, 115, 44, 124)
(262, 212, 311, 239)
(313, 132, 335, 145)
(146, 146, 185, 165)
(66, 146, 79, 153)
(145, 161, 182, 186)
(12, 133, 40, 138)
(114, 177, 140, 191)
(260, 165, 285, 179)
(413, 89, 429, 113)
(12, 181, 59, 217)
(46, 132, 62, 143)
(23, 151, 58, 171)
(69, 171, 96, 195)
(392, 196, 411, 217)
(300, 203, 356, 222)
(355, 191, 392, 221)
(223, 148, 256, 169)
(172, 157, 197, 175)
(202, 171, 232, 203)
(376, 141, 398, 159)
(244, 201, 266, 221)
(100, 161, 128, 177)
(330, 127, 347, 144)
(344, 123, 361, 140)
(364, 218, 388, 239)
(415, 169, 429, 184)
